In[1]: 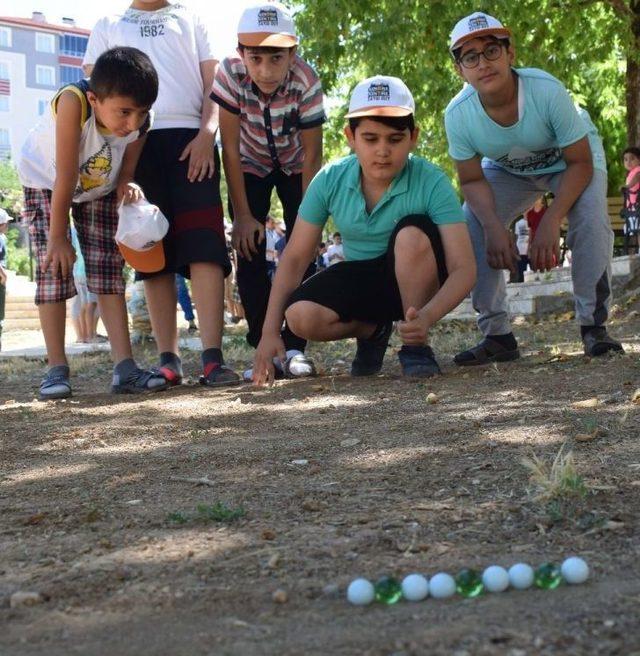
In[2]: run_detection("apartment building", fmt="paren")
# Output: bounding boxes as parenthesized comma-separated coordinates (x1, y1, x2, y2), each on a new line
(0, 11, 89, 161)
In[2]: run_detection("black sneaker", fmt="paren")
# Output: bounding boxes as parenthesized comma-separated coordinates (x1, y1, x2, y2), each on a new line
(454, 336, 520, 367)
(398, 345, 442, 378)
(582, 327, 624, 357)
(351, 322, 393, 376)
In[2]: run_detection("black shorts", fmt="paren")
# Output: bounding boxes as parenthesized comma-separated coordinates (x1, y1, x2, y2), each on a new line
(287, 215, 448, 323)
(134, 128, 231, 280)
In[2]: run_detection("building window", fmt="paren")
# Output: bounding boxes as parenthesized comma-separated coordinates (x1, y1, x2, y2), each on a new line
(60, 65, 83, 86)
(0, 27, 11, 48)
(0, 96, 8, 112)
(36, 32, 56, 54)
(0, 129, 9, 146)
(0, 62, 9, 80)
(38, 99, 49, 116)
(60, 35, 88, 57)
(36, 65, 55, 87)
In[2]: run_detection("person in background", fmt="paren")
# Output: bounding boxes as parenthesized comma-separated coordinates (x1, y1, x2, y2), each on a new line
(0, 208, 10, 352)
(513, 215, 530, 282)
(176, 274, 198, 334)
(525, 195, 548, 244)
(265, 216, 280, 281)
(622, 146, 640, 252)
(326, 232, 344, 265)
(70, 224, 99, 343)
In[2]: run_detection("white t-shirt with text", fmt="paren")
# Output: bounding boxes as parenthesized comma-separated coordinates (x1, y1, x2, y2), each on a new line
(83, 3, 217, 130)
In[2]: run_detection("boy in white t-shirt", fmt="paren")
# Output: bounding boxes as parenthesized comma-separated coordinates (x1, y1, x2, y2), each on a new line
(326, 232, 344, 265)
(18, 47, 167, 399)
(444, 12, 623, 363)
(83, 0, 240, 388)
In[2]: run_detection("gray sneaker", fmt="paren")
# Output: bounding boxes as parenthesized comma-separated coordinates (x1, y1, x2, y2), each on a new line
(39, 365, 72, 401)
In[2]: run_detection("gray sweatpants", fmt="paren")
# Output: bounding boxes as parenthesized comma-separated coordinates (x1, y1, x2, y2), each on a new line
(465, 166, 613, 336)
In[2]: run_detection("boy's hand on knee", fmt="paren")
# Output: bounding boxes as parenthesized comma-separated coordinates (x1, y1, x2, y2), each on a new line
(179, 131, 216, 183)
(44, 236, 76, 279)
(398, 306, 429, 346)
(232, 215, 265, 261)
(253, 334, 286, 386)
(529, 220, 560, 272)
(485, 224, 519, 273)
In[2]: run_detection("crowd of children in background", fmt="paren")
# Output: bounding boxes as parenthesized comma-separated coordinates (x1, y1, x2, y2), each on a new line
(6, 2, 632, 397)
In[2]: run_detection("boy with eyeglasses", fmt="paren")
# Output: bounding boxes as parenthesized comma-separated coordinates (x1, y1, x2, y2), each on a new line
(444, 12, 623, 364)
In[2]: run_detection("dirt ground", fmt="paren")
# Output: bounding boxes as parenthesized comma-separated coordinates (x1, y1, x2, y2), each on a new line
(1, 303, 640, 656)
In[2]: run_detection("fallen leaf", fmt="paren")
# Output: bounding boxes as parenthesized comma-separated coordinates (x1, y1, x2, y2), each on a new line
(572, 398, 600, 409)
(575, 431, 598, 443)
(261, 529, 276, 540)
(23, 513, 47, 526)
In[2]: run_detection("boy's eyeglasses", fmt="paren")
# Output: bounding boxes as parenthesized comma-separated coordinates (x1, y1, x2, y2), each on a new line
(458, 43, 504, 69)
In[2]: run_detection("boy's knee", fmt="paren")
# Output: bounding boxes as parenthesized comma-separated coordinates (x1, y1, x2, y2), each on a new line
(285, 302, 313, 338)
(394, 226, 433, 258)
(285, 301, 327, 339)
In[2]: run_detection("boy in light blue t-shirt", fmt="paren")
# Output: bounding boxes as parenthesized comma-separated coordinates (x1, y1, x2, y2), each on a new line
(445, 12, 623, 363)
(251, 76, 476, 384)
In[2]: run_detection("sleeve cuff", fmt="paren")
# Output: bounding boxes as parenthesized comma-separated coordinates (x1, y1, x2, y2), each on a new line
(299, 116, 326, 130)
(210, 93, 240, 115)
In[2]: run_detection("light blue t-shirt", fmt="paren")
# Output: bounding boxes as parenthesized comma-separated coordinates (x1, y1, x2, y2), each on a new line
(444, 68, 606, 176)
(298, 154, 465, 261)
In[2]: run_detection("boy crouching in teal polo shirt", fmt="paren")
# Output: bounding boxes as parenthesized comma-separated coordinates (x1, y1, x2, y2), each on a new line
(251, 76, 476, 384)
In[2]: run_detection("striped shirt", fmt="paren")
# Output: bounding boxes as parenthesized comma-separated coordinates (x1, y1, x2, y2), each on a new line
(211, 55, 325, 177)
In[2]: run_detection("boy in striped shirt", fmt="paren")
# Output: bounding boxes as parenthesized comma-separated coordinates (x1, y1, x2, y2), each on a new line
(211, 2, 325, 380)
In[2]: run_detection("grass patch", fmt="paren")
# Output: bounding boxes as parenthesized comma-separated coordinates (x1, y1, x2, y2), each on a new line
(521, 445, 588, 501)
(167, 502, 246, 526)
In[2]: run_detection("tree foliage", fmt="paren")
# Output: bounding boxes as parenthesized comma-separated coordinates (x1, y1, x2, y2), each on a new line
(296, 1, 629, 193)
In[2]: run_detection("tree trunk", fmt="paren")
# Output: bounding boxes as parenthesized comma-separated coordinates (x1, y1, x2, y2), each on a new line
(628, 1, 640, 145)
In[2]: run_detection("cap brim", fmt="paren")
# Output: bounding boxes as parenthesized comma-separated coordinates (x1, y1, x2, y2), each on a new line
(117, 240, 165, 274)
(345, 106, 414, 119)
(450, 27, 512, 51)
(238, 32, 298, 47)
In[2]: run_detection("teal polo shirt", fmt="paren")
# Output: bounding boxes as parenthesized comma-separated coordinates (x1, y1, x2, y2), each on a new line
(298, 153, 465, 261)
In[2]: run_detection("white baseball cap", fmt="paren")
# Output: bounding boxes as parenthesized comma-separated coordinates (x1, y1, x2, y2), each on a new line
(345, 76, 415, 119)
(449, 12, 511, 52)
(0, 207, 11, 224)
(237, 3, 298, 48)
(115, 199, 169, 273)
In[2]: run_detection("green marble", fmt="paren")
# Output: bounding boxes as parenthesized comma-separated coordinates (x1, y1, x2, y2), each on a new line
(374, 576, 402, 604)
(455, 568, 484, 598)
(534, 562, 562, 589)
